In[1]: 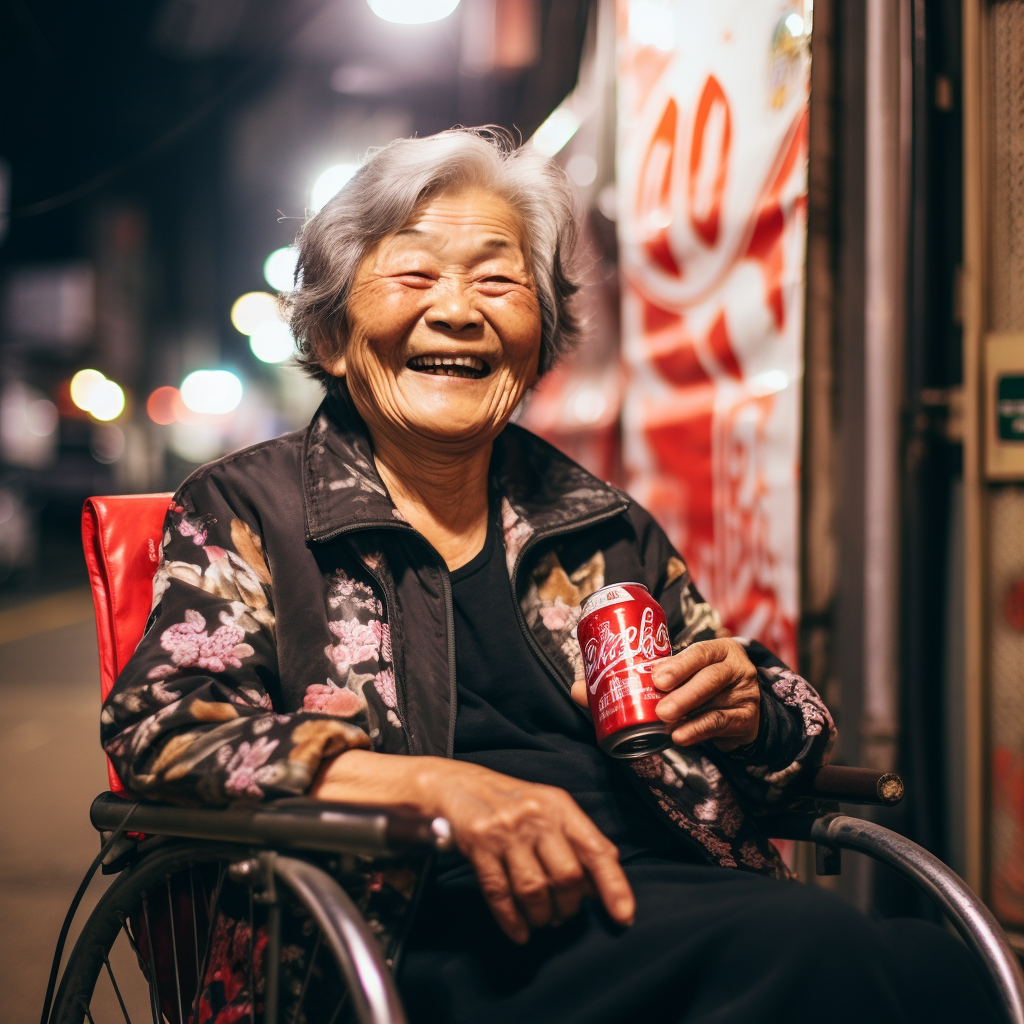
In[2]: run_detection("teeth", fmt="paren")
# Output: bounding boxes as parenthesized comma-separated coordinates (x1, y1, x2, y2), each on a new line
(409, 354, 487, 374)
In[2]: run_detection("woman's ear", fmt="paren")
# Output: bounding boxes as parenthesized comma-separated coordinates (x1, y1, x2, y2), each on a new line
(326, 354, 347, 378)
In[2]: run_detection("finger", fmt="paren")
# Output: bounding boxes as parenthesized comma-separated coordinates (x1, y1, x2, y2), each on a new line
(566, 821, 635, 926)
(670, 705, 755, 748)
(504, 844, 556, 929)
(570, 677, 589, 709)
(655, 661, 735, 723)
(473, 851, 530, 944)
(651, 639, 732, 692)
(536, 834, 587, 923)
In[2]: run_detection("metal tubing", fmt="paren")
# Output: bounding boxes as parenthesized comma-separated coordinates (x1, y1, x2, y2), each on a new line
(862, 0, 904, 773)
(90, 793, 449, 857)
(272, 856, 406, 1024)
(813, 815, 1024, 1024)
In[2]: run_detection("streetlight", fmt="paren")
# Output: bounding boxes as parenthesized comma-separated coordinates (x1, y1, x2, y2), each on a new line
(367, 0, 460, 25)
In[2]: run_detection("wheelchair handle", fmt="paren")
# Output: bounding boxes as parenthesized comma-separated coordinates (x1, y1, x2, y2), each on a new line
(809, 765, 905, 805)
(90, 792, 453, 857)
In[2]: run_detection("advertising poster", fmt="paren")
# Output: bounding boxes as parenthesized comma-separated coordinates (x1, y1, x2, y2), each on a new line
(616, 0, 810, 666)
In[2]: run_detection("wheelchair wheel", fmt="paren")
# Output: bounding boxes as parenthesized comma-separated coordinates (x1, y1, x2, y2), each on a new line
(50, 841, 404, 1024)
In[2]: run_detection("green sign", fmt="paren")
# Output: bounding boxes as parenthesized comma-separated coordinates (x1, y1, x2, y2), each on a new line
(997, 375, 1024, 442)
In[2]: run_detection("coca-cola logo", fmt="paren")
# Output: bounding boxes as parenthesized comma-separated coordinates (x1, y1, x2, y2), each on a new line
(583, 607, 671, 694)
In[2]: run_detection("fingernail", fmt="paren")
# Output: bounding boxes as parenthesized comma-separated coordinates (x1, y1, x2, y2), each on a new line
(651, 668, 669, 688)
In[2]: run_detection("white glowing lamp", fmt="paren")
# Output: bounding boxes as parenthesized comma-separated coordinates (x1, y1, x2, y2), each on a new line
(231, 292, 280, 335)
(311, 164, 359, 213)
(249, 321, 296, 364)
(180, 370, 244, 416)
(264, 247, 299, 292)
(367, 0, 460, 25)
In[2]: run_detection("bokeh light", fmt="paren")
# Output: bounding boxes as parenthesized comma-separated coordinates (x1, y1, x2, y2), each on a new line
(88, 379, 126, 421)
(367, 0, 460, 25)
(69, 369, 106, 412)
(180, 370, 244, 415)
(90, 423, 126, 464)
(249, 320, 296, 364)
(311, 164, 358, 212)
(532, 107, 581, 158)
(70, 369, 125, 421)
(264, 246, 299, 292)
(230, 292, 280, 335)
(27, 399, 58, 437)
(146, 386, 180, 425)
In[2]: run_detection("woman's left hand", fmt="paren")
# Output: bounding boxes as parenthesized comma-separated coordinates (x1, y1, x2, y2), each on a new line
(571, 638, 761, 751)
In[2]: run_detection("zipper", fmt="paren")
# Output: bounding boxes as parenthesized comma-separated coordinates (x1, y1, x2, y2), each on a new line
(440, 568, 457, 759)
(314, 519, 459, 760)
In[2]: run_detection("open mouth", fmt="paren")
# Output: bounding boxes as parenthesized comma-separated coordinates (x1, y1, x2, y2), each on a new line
(407, 355, 491, 379)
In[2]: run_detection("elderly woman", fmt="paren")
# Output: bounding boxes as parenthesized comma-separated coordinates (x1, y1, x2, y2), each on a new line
(103, 129, 996, 1024)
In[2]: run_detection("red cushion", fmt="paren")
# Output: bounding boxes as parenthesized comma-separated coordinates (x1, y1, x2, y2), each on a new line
(82, 493, 173, 793)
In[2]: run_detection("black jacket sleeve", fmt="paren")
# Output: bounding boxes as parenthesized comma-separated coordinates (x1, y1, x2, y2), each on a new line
(101, 469, 371, 806)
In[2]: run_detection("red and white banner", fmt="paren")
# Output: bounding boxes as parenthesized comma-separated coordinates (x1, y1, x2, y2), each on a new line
(616, 0, 809, 666)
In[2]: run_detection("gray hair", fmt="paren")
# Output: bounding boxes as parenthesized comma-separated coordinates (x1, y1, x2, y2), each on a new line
(286, 127, 582, 384)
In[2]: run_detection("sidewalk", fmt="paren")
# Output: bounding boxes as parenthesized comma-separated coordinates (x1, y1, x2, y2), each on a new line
(0, 601, 148, 1023)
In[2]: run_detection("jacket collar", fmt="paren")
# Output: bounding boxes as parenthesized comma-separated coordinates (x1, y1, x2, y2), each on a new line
(302, 382, 630, 544)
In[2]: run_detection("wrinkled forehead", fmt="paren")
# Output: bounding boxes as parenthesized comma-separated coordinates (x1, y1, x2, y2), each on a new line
(384, 186, 531, 266)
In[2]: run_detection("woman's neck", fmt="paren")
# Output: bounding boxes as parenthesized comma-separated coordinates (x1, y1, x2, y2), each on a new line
(371, 435, 492, 572)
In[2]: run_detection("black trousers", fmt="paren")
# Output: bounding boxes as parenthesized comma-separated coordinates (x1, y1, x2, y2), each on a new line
(399, 859, 1003, 1024)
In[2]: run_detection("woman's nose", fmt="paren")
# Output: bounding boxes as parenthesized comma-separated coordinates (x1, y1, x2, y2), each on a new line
(425, 280, 482, 333)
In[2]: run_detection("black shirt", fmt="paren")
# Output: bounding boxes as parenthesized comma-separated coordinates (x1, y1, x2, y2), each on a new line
(448, 511, 685, 864)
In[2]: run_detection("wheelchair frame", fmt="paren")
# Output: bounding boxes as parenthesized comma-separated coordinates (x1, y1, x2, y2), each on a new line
(43, 765, 1024, 1024)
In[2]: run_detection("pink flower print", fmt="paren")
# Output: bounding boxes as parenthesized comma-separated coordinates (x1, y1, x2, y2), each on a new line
(325, 617, 381, 674)
(540, 599, 572, 631)
(204, 545, 227, 563)
(374, 668, 397, 709)
(177, 516, 208, 546)
(303, 681, 362, 718)
(225, 737, 279, 799)
(159, 609, 255, 673)
(500, 497, 534, 572)
(380, 622, 392, 664)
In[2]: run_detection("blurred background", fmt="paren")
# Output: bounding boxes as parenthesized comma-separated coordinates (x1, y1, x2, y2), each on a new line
(2, 0, 1024, 1017)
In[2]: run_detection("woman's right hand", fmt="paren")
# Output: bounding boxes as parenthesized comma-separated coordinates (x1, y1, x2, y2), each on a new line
(312, 751, 635, 944)
(431, 760, 635, 944)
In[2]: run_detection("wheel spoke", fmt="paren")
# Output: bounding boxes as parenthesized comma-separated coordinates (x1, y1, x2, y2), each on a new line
(189, 868, 200, 986)
(166, 879, 185, 1024)
(103, 949, 135, 1024)
(264, 901, 281, 1024)
(247, 886, 256, 1024)
(325, 990, 350, 1024)
(290, 928, 322, 1024)
(190, 864, 226, 1024)
(140, 893, 162, 1024)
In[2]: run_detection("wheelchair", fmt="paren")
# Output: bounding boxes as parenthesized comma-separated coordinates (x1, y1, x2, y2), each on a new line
(40, 494, 1024, 1024)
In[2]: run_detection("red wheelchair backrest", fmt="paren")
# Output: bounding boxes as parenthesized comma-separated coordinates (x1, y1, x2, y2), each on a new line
(82, 493, 173, 794)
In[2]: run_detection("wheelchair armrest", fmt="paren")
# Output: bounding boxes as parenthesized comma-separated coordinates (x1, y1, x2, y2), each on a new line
(809, 765, 904, 805)
(90, 792, 453, 858)
(811, 813, 1024, 1024)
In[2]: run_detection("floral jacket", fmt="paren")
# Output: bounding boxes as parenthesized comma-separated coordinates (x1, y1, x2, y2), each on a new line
(102, 383, 836, 960)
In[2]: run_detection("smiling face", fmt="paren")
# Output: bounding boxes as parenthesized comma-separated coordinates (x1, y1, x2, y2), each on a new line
(329, 186, 542, 454)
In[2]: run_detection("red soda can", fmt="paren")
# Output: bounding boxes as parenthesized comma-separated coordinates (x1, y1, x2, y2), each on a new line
(577, 582, 672, 758)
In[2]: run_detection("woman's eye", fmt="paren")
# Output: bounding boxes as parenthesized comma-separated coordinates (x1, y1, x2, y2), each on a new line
(482, 276, 514, 285)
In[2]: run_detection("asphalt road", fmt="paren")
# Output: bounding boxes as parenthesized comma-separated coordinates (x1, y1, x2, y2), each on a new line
(0, 597, 150, 1023)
